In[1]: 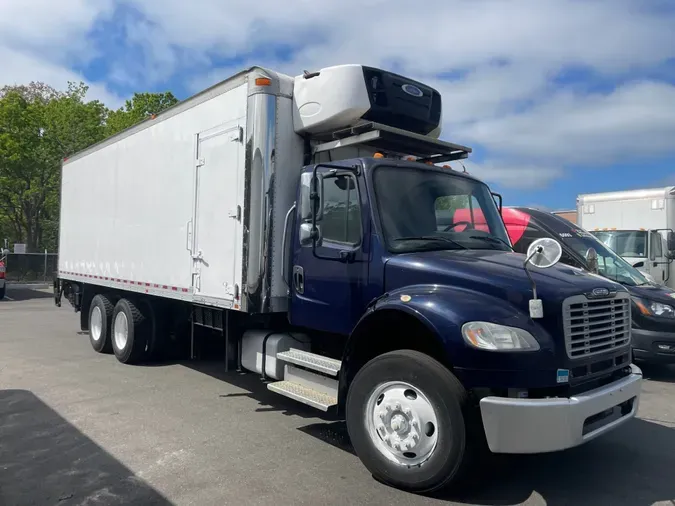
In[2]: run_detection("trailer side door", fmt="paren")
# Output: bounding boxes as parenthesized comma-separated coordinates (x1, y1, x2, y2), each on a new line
(192, 121, 244, 304)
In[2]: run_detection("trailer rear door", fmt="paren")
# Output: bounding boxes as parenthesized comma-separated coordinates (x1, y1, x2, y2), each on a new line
(192, 121, 244, 302)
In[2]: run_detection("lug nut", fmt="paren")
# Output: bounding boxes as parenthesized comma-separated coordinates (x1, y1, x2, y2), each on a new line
(404, 407, 412, 417)
(394, 402, 402, 411)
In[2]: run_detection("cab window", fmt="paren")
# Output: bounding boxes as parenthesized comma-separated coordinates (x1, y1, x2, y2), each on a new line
(650, 231, 663, 260)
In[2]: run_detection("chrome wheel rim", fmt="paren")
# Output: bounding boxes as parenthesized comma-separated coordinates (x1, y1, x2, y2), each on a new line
(90, 306, 103, 342)
(365, 381, 439, 467)
(113, 311, 129, 351)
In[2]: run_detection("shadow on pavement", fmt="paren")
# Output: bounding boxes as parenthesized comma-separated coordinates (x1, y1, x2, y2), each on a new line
(144, 344, 675, 505)
(445, 418, 675, 505)
(179, 360, 337, 421)
(0, 389, 172, 506)
(1, 286, 54, 302)
(297, 417, 675, 506)
(638, 363, 675, 384)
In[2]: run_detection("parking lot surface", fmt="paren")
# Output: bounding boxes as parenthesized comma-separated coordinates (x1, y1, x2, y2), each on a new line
(2, 287, 675, 506)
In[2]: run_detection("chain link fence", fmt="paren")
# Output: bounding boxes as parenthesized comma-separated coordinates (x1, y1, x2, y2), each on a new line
(2, 252, 58, 283)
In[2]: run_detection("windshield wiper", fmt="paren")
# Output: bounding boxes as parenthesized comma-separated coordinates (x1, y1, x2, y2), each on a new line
(468, 235, 513, 250)
(394, 236, 468, 250)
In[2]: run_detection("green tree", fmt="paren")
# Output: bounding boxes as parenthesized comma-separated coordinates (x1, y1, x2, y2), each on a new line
(105, 91, 179, 136)
(435, 195, 470, 212)
(0, 82, 107, 252)
(0, 82, 179, 252)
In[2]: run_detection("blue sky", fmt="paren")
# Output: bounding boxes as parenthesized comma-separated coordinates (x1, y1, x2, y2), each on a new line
(1, 0, 674, 211)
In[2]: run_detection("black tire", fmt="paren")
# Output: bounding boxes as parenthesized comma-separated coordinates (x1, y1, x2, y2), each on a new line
(111, 298, 148, 364)
(0, 285, 5, 301)
(139, 299, 167, 361)
(88, 294, 114, 353)
(346, 350, 474, 494)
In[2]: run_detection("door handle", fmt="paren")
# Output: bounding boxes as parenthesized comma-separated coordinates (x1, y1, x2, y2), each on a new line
(293, 265, 304, 294)
(186, 220, 193, 251)
(192, 249, 203, 261)
(339, 250, 355, 263)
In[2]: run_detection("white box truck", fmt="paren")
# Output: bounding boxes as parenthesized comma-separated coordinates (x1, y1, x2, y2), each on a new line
(55, 64, 642, 494)
(578, 187, 675, 288)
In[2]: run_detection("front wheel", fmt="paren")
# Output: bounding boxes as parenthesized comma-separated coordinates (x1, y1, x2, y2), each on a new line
(346, 350, 473, 494)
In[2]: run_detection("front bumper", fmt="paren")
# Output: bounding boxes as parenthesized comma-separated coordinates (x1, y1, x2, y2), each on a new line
(632, 328, 675, 364)
(479, 364, 642, 454)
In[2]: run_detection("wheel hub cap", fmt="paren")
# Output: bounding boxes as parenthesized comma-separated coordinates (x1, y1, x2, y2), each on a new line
(90, 306, 103, 341)
(114, 312, 129, 351)
(366, 381, 439, 466)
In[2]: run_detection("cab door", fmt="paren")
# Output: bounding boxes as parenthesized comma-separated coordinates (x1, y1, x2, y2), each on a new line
(289, 166, 369, 336)
(648, 230, 668, 284)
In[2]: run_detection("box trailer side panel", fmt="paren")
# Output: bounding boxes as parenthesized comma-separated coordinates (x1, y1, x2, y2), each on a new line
(58, 82, 249, 306)
(578, 187, 675, 231)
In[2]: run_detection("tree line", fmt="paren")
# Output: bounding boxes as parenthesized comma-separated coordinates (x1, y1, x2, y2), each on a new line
(0, 81, 178, 253)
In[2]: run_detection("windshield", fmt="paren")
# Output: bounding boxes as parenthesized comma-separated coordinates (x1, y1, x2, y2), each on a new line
(562, 229, 649, 286)
(592, 230, 647, 258)
(373, 166, 511, 253)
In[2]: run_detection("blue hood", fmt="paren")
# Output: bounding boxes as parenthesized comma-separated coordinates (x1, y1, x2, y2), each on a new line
(384, 249, 626, 312)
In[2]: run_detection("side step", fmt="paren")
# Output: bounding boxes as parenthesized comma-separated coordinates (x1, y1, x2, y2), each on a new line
(267, 349, 341, 412)
(275, 349, 341, 376)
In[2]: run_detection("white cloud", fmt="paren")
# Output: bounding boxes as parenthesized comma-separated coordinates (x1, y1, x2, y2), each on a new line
(463, 81, 675, 166)
(0, 0, 674, 189)
(0, 46, 123, 107)
(454, 160, 565, 190)
(0, 0, 121, 105)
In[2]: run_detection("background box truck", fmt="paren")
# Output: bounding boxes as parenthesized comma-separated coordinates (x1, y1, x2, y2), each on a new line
(577, 187, 675, 287)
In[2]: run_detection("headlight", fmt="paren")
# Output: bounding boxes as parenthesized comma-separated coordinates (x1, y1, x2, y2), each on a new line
(633, 297, 675, 319)
(461, 321, 540, 351)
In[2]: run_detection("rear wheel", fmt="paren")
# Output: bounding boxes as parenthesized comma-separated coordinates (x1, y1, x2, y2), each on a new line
(111, 298, 148, 364)
(346, 350, 472, 494)
(88, 294, 114, 353)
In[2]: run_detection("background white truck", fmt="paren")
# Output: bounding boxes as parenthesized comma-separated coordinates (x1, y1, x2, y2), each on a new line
(578, 187, 675, 288)
(55, 64, 642, 494)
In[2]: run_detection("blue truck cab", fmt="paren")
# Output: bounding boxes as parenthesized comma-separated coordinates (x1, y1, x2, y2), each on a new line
(53, 63, 643, 495)
(281, 156, 642, 492)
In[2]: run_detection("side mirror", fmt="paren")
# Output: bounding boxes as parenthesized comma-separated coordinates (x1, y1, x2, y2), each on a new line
(491, 192, 503, 215)
(585, 247, 599, 274)
(526, 238, 563, 269)
(299, 223, 321, 247)
(667, 231, 675, 253)
(299, 172, 323, 222)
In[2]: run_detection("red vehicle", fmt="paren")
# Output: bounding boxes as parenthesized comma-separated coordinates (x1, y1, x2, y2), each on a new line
(0, 259, 5, 300)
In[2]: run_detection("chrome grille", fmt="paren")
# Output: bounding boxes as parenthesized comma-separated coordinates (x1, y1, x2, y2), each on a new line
(562, 293, 631, 359)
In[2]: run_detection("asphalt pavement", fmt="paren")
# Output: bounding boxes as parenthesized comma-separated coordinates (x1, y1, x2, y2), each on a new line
(2, 286, 675, 506)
